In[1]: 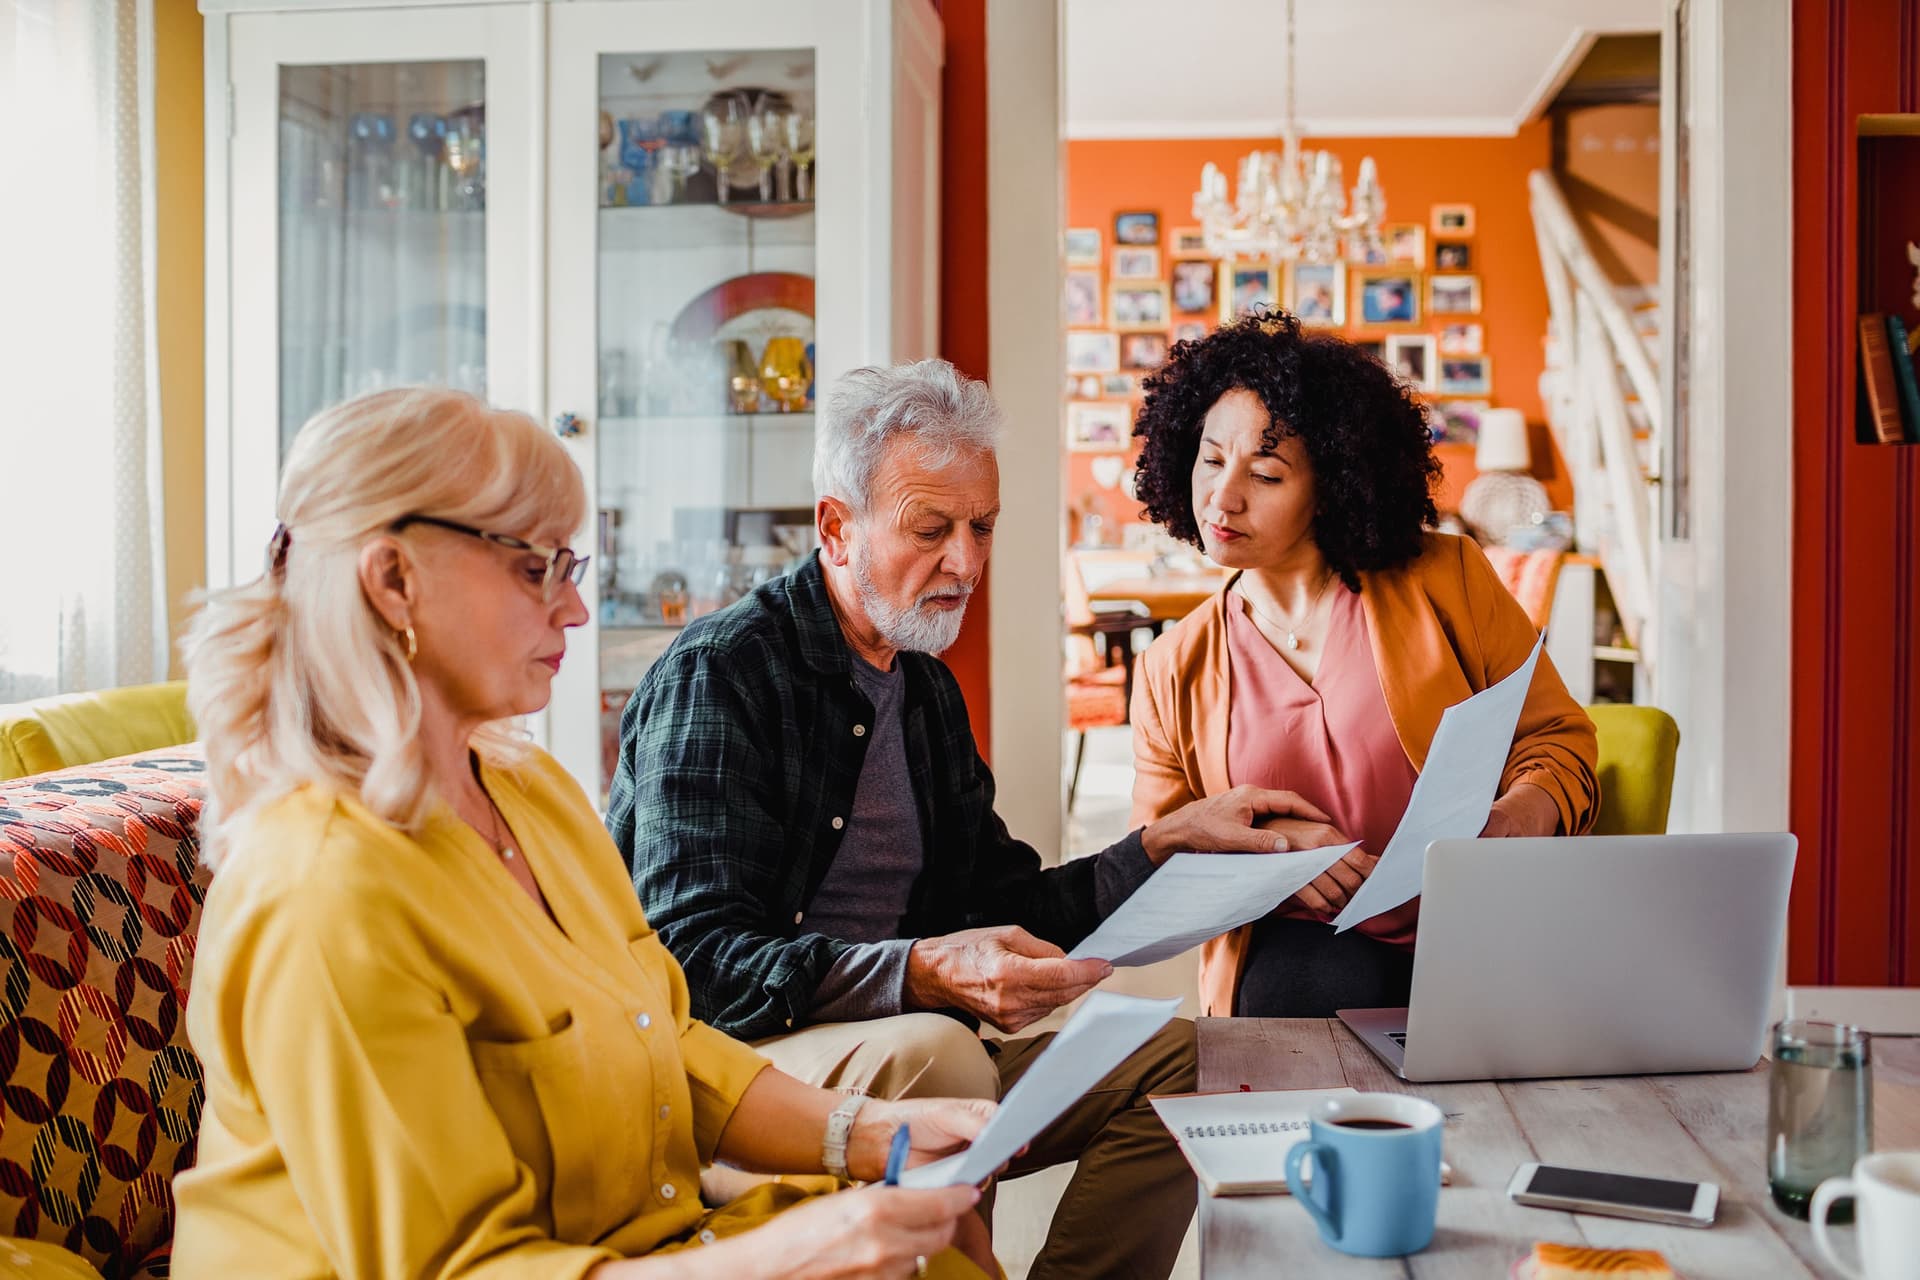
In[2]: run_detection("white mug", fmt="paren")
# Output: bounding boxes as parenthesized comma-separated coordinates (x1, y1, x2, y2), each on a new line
(1811, 1152, 1920, 1279)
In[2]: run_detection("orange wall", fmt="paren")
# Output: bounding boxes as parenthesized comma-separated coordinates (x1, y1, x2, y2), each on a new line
(1066, 128, 1571, 536)
(1553, 104, 1661, 289)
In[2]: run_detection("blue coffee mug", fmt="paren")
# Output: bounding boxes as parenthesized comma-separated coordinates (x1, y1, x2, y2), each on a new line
(1283, 1093, 1444, 1257)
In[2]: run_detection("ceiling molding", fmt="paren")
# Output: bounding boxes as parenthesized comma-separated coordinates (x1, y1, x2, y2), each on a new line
(1512, 28, 1601, 129)
(1067, 116, 1526, 142)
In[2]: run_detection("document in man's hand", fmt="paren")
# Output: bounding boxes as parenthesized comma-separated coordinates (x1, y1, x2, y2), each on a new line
(1066, 846, 1358, 968)
(1331, 634, 1545, 932)
(1149, 1088, 1357, 1195)
(894, 992, 1180, 1190)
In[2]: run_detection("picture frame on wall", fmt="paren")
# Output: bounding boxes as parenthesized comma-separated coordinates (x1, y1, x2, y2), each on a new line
(1286, 261, 1346, 327)
(1064, 227, 1102, 266)
(1120, 331, 1171, 371)
(1101, 372, 1138, 397)
(1170, 225, 1210, 255)
(1222, 261, 1278, 320)
(1438, 355, 1493, 395)
(1434, 398, 1489, 443)
(1385, 333, 1437, 390)
(1434, 240, 1472, 270)
(1353, 337, 1387, 364)
(1113, 247, 1161, 279)
(1439, 321, 1484, 355)
(1067, 402, 1133, 452)
(1068, 373, 1103, 400)
(1064, 270, 1101, 327)
(1353, 268, 1423, 328)
(1114, 210, 1161, 245)
(1110, 282, 1171, 330)
(1429, 274, 1482, 316)
(1431, 203, 1476, 235)
(1172, 319, 1209, 344)
(1384, 223, 1426, 265)
(1171, 259, 1217, 313)
(1066, 330, 1121, 373)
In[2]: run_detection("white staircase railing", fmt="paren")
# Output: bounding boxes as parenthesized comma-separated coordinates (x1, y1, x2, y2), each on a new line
(1528, 169, 1660, 669)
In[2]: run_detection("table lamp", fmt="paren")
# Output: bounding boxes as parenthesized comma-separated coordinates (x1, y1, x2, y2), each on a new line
(1459, 408, 1552, 545)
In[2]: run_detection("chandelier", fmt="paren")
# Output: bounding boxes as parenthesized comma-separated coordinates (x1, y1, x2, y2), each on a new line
(1192, 0, 1387, 264)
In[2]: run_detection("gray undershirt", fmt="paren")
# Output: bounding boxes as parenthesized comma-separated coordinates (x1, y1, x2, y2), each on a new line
(807, 655, 924, 1021)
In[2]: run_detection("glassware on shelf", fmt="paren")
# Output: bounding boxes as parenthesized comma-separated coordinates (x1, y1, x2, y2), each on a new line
(405, 112, 446, 210)
(616, 116, 661, 206)
(759, 336, 813, 413)
(747, 96, 792, 203)
(444, 107, 486, 210)
(700, 94, 749, 205)
(721, 340, 763, 414)
(348, 112, 397, 210)
(784, 109, 816, 201)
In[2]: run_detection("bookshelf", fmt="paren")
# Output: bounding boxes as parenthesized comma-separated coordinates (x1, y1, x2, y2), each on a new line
(1856, 114, 1920, 444)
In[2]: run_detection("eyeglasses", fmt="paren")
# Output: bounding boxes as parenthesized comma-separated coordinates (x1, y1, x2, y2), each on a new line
(394, 514, 590, 601)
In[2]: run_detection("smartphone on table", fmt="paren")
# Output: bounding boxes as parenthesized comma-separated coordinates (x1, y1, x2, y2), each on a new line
(1507, 1162, 1718, 1228)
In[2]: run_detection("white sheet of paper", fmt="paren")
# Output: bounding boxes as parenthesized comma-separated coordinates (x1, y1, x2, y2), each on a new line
(1066, 846, 1358, 967)
(1332, 634, 1545, 932)
(895, 991, 1180, 1189)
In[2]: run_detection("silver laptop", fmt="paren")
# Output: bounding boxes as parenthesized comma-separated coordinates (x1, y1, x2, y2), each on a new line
(1339, 833, 1796, 1082)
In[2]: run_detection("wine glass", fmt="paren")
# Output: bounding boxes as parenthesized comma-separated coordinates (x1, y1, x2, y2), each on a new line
(783, 110, 817, 202)
(445, 109, 485, 210)
(747, 97, 791, 203)
(701, 95, 748, 204)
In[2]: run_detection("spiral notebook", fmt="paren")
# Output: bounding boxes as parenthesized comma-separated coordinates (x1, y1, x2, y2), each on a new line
(1150, 1088, 1451, 1197)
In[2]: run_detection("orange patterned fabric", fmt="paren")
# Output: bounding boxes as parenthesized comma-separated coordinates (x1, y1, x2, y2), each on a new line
(0, 747, 208, 1279)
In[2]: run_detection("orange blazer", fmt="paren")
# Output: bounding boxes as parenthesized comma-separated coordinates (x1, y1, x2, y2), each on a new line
(1129, 532, 1599, 1015)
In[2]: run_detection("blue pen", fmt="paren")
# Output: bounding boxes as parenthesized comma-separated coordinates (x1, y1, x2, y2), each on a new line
(883, 1122, 912, 1185)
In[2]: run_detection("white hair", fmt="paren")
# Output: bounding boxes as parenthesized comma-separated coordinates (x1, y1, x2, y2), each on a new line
(813, 359, 1002, 512)
(182, 387, 587, 870)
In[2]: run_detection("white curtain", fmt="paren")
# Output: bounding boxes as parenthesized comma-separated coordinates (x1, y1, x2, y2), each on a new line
(0, 0, 168, 702)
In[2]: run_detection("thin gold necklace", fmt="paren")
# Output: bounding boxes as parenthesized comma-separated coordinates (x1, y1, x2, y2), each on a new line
(1239, 571, 1336, 652)
(477, 788, 518, 862)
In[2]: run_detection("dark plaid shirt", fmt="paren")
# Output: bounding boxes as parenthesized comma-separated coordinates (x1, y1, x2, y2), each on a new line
(606, 552, 1150, 1041)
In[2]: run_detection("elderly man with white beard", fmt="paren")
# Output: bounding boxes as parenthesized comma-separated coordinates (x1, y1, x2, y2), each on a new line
(607, 359, 1324, 1280)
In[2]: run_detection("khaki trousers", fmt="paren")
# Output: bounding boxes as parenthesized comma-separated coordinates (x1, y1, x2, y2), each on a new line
(751, 1013, 1198, 1280)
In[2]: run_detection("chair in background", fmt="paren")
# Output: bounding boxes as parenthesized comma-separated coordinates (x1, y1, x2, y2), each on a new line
(1585, 702, 1681, 836)
(0, 680, 195, 781)
(1064, 550, 1155, 811)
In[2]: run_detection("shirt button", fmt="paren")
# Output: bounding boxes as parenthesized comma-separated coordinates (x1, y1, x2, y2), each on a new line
(660, 1104, 671, 1119)
(794, 911, 805, 924)
(635, 1012, 652, 1030)
(699, 1229, 717, 1244)
(831, 816, 844, 830)
(853, 724, 866, 737)
(785, 1017, 795, 1027)
(660, 1183, 677, 1201)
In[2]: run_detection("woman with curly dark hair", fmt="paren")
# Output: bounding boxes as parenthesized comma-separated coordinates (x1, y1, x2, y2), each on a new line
(1126, 313, 1598, 1018)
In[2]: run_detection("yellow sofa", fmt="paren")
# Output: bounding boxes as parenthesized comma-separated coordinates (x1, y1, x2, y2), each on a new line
(0, 681, 195, 780)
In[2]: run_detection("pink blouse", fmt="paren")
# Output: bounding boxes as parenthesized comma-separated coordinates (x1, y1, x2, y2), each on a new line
(1225, 585, 1422, 948)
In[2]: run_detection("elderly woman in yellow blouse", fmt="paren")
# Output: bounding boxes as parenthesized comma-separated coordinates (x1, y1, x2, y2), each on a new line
(172, 387, 996, 1280)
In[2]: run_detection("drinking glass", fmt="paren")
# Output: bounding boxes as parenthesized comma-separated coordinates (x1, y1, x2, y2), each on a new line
(1768, 1020, 1872, 1220)
(758, 336, 813, 413)
(701, 95, 748, 204)
(747, 98, 791, 203)
(784, 110, 817, 201)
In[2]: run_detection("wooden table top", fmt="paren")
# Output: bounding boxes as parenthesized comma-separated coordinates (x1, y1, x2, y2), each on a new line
(1085, 571, 1228, 622)
(1196, 1017, 1920, 1279)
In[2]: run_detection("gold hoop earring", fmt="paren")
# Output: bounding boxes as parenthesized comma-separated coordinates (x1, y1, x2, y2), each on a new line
(400, 625, 418, 663)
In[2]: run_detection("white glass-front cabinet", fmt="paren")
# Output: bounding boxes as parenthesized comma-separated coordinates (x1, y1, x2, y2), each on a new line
(205, 0, 943, 798)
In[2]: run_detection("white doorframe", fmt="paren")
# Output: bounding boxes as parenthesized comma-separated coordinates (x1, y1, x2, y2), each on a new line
(985, 0, 1066, 859)
(1655, 0, 1794, 837)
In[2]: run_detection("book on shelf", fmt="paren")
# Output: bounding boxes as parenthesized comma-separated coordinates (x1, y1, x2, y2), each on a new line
(1887, 314, 1920, 443)
(1861, 313, 1907, 443)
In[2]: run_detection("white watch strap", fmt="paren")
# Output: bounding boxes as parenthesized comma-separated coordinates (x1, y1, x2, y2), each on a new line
(822, 1092, 871, 1180)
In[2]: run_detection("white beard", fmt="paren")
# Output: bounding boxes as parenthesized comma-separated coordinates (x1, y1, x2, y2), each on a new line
(853, 554, 972, 654)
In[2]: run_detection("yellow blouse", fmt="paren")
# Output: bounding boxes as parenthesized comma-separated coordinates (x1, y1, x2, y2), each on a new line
(172, 748, 778, 1277)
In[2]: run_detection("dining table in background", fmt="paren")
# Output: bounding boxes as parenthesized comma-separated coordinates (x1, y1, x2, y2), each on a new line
(1195, 1017, 1920, 1279)
(1085, 569, 1229, 627)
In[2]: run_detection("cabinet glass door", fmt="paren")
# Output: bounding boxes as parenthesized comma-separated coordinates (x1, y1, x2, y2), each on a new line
(277, 60, 488, 453)
(591, 48, 819, 789)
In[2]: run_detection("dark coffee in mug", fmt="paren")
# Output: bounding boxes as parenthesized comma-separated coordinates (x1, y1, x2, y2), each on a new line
(1332, 1118, 1413, 1131)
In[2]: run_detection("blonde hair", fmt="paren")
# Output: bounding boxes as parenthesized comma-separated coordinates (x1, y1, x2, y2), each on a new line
(183, 387, 588, 870)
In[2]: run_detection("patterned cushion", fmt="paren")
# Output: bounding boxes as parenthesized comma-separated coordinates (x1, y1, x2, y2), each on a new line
(0, 748, 206, 1279)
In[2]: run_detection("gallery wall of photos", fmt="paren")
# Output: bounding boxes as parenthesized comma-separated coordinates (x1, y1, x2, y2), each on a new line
(1062, 131, 1574, 542)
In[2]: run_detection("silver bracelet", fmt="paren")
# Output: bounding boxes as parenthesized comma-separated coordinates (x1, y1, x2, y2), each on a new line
(822, 1092, 871, 1181)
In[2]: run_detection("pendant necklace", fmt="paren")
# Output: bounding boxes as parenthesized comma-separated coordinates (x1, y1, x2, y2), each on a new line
(1240, 571, 1336, 652)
